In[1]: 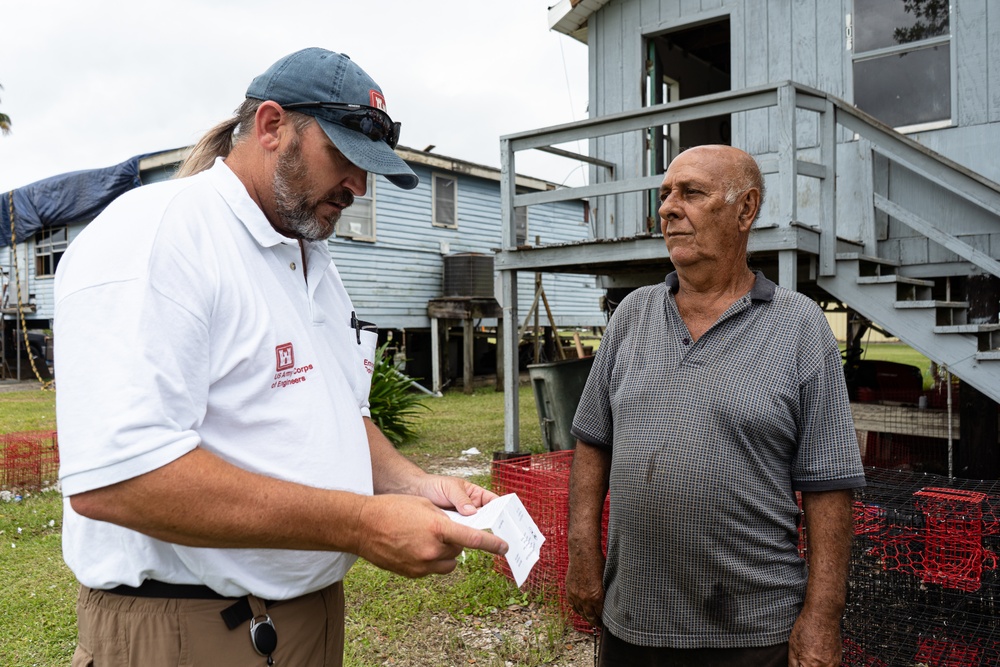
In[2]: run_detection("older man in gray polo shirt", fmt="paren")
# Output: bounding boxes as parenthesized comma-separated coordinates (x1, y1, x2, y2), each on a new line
(566, 145, 864, 667)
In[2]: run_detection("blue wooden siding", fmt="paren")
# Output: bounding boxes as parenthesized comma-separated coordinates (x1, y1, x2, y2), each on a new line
(334, 163, 604, 329)
(585, 0, 1000, 238)
(2, 239, 50, 322)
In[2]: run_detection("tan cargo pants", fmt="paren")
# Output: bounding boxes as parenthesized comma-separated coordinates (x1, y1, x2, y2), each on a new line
(71, 582, 344, 667)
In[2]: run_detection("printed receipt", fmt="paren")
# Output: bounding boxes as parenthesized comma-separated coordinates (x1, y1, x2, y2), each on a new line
(444, 493, 545, 587)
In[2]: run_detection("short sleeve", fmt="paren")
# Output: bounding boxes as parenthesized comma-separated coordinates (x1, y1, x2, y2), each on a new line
(570, 288, 654, 448)
(791, 309, 866, 491)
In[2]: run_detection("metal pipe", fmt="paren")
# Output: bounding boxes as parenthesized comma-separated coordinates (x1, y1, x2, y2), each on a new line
(396, 370, 442, 398)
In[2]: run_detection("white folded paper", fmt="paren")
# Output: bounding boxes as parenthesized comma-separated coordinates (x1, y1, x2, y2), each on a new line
(444, 493, 545, 587)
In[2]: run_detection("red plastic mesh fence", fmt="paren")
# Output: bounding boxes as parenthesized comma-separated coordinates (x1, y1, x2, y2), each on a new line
(491, 450, 608, 634)
(1, 430, 59, 490)
(492, 455, 1000, 665)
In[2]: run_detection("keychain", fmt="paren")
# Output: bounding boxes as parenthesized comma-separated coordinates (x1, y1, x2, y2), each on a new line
(250, 614, 278, 666)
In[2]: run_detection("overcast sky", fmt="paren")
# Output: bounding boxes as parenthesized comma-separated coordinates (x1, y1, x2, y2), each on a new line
(0, 0, 590, 191)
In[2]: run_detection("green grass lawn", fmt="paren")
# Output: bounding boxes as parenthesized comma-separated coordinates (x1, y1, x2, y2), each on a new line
(0, 491, 78, 665)
(0, 385, 573, 667)
(0, 389, 57, 431)
(0, 388, 71, 664)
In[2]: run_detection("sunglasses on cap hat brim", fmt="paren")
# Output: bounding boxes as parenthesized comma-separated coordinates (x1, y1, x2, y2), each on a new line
(281, 102, 401, 149)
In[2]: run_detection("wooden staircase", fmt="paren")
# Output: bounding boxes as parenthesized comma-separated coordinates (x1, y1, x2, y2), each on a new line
(818, 253, 1000, 404)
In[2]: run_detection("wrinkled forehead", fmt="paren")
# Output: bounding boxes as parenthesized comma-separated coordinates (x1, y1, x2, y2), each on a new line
(662, 154, 716, 185)
(664, 147, 740, 186)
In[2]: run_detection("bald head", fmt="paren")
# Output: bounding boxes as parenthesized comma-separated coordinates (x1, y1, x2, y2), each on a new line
(672, 145, 765, 222)
(657, 144, 765, 276)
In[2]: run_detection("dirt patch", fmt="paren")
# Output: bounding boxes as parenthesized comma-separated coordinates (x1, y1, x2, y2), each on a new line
(419, 452, 492, 480)
(346, 601, 597, 666)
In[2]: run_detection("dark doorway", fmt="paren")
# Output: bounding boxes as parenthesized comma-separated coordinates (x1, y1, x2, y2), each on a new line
(645, 17, 732, 174)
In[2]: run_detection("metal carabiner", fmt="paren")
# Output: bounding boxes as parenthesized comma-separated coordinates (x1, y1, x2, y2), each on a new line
(249, 613, 278, 663)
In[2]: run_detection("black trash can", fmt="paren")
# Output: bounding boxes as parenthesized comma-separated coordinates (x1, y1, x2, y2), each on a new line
(527, 356, 595, 451)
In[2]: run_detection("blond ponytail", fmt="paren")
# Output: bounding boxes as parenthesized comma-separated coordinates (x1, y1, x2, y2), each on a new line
(174, 99, 262, 178)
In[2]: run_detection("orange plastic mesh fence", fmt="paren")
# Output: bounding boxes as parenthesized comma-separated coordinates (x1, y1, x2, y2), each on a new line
(491, 450, 608, 634)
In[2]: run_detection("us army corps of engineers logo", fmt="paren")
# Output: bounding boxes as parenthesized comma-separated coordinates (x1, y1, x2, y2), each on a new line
(272, 342, 314, 389)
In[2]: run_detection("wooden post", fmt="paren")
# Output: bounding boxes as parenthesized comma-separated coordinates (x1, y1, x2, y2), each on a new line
(540, 287, 566, 360)
(956, 380, 1000, 480)
(495, 320, 504, 392)
(430, 317, 442, 394)
(500, 137, 519, 454)
(819, 98, 837, 277)
(778, 249, 797, 291)
(534, 273, 542, 364)
(955, 275, 1000, 479)
(463, 317, 474, 395)
(967, 275, 999, 324)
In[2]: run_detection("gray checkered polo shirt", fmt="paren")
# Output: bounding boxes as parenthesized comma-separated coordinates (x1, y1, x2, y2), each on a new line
(571, 271, 865, 649)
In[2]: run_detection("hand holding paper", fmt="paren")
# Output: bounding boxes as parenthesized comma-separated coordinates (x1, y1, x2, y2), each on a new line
(444, 493, 545, 587)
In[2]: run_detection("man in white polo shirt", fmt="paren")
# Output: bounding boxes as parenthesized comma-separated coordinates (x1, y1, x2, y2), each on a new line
(54, 48, 507, 667)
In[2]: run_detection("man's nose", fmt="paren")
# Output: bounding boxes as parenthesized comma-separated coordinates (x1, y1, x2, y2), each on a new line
(344, 166, 368, 197)
(658, 195, 678, 222)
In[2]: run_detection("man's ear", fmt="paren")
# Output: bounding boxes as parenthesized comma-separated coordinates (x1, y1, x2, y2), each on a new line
(254, 101, 285, 153)
(738, 188, 761, 231)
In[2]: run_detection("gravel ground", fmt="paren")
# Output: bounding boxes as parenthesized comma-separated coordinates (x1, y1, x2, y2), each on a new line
(0, 379, 45, 393)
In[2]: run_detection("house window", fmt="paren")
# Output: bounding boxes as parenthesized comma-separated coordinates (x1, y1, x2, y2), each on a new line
(335, 174, 376, 241)
(432, 174, 457, 228)
(34, 227, 68, 277)
(514, 206, 528, 245)
(851, 0, 951, 131)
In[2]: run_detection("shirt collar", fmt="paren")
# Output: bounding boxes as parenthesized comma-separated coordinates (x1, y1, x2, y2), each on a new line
(205, 157, 299, 250)
(664, 270, 776, 302)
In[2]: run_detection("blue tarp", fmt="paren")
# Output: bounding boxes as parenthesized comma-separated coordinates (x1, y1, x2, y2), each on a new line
(0, 155, 146, 247)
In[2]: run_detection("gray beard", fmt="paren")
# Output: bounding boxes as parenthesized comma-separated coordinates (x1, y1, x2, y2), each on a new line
(272, 143, 340, 242)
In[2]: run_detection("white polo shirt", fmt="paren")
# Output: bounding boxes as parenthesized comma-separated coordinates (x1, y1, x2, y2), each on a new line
(54, 159, 376, 599)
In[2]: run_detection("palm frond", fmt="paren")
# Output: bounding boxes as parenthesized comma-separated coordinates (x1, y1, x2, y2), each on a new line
(367, 342, 428, 446)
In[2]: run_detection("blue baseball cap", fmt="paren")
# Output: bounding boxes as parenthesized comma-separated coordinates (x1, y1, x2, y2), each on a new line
(247, 48, 418, 190)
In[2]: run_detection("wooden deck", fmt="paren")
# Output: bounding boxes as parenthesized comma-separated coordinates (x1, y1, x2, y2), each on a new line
(850, 402, 961, 441)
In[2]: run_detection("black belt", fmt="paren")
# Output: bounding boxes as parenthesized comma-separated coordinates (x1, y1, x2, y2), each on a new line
(105, 580, 275, 630)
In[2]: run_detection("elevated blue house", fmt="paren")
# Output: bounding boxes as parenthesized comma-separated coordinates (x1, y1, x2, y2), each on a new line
(1, 145, 604, 386)
(496, 0, 1000, 477)
(489, 3, 1000, 663)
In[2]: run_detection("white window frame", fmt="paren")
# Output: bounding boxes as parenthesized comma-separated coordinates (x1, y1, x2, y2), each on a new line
(849, 4, 953, 133)
(335, 173, 376, 242)
(34, 226, 68, 278)
(432, 173, 458, 229)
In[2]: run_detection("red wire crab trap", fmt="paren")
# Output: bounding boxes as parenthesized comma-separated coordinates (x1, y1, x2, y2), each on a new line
(843, 469, 1000, 667)
(1, 430, 59, 491)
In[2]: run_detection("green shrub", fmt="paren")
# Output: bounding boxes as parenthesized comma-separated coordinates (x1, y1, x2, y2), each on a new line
(368, 343, 428, 446)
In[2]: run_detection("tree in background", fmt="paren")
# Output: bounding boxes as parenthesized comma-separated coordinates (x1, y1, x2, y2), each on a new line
(0, 83, 11, 135)
(894, 0, 949, 44)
